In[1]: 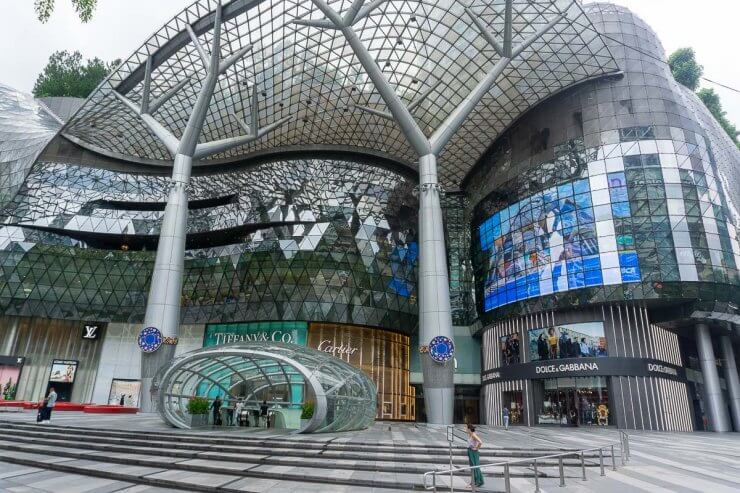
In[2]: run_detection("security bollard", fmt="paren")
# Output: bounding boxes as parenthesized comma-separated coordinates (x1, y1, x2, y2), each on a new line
(599, 448, 605, 476)
(533, 459, 540, 493)
(581, 451, 587, 481)
(504, 463, 511, 493)
(611, 445, 617, 471)
(558, 456, 565, 487)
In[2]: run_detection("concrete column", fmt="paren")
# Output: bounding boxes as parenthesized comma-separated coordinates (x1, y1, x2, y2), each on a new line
(139, 153, 190, 412)
(721, 336, 740, 431)
(695, 323, 731, 431)
(417, 153, 454, 425)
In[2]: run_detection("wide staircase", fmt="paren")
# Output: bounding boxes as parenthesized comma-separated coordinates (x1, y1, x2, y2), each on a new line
(0, 420, 622, 492)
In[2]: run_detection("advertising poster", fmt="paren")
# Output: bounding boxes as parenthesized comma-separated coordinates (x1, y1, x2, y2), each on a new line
(0, 364, 22, 400)
(528, 322, 607, 361)
(478, 176, 641, 312)
(499, 333, 520, 365)
(108, 379, 141, 407)
(49, 360, 78, 383)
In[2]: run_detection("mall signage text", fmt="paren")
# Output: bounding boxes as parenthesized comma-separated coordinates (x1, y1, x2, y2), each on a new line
(212, 331, 295, 345)
(482, 357, 686, 383)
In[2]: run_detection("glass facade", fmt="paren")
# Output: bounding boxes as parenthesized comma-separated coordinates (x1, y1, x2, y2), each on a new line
(535, 376, 610, 426)
(0, 157, 421, 329)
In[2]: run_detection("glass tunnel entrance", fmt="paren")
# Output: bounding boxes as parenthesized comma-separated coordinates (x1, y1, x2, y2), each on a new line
(152, 343, 377, 433)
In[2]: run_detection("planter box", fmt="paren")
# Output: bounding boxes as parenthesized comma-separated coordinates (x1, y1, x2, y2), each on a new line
(189, 414, 209, 427)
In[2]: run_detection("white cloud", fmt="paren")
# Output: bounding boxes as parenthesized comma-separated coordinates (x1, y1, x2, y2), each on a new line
(0, 0, 737, 127)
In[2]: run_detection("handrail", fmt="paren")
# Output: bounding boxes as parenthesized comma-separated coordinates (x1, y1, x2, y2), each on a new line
(423, 430, 629, 492)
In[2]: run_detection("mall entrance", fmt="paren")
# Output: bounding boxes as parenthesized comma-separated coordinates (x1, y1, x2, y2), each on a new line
(533, 376, 611, 426)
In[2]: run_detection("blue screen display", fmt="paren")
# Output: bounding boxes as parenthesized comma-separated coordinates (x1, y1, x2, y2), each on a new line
(478, 174, 641, 312)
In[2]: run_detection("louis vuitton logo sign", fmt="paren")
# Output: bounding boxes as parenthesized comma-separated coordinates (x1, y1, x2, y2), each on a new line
(82, 324, 100, 340)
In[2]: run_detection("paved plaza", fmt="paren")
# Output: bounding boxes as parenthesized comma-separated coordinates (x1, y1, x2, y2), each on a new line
(0, 411, 738, 492)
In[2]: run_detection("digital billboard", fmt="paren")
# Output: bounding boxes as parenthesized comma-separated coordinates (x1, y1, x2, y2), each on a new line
(49, 360, 78, 383)
(478, 174, 641, 311)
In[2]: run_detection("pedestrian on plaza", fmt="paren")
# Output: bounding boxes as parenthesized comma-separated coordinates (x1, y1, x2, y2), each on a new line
(502, 407, 510, 430)
(41, 387, 57, 423)
(119, 394, 125, 406)
(260, 399, 269, 427)
(211, 396, 223, 426)
(465, 423, 484, 489)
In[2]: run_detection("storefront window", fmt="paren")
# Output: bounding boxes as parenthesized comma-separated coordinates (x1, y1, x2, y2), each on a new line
(502, 390, 524, 425)
(528, 322, 607, 361)
(535, 376, 610, 426)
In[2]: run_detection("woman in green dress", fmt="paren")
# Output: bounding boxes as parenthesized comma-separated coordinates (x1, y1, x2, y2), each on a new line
(465, 423, 484, 489)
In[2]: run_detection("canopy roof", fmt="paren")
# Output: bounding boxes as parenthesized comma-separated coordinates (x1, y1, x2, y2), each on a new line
(61, 0, 618, 189)
(154, 342, 377, 432)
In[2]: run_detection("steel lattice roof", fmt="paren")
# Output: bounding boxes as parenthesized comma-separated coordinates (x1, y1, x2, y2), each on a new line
(61, 0, 618, 189)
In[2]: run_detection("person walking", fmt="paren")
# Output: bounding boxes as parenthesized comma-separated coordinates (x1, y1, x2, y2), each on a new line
(465, 423, 484, 490)
(502, 407, 510, 430)
(211, 396, 223, 426)
(42, 387, 57, 423)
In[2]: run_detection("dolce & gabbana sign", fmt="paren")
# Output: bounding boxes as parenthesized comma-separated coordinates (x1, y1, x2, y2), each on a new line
(535, 362, 599, 374)
(483, 357, 686, 383)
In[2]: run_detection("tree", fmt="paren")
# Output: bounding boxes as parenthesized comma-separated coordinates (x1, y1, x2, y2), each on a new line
(668, 47, 703, 91)
(697, 88, 740, 148)
(33, 50, 119, 99)
(35, 0, 97, 23)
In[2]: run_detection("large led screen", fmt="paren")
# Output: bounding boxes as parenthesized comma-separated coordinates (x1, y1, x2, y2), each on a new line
(478, 175, 641, 311)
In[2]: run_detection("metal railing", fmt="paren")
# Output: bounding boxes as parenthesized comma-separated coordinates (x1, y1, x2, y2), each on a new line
(423, 429, 630, 492)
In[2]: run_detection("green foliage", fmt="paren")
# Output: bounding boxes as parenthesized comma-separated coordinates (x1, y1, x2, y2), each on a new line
(301, 401, 315, 419)
(668, 48, 703, 91)
(32, 50, 118, 99)
(35, 0, 98, 23)
(186, 397, 210, 415)
(697, 88, 740, 148)
(668, 48, 739, 149)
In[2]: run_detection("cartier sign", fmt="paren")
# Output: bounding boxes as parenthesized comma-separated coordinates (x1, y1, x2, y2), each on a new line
(317, 340, 359, 357)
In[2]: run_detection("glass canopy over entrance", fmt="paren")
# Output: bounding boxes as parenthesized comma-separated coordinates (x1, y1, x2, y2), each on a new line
(153, 342, 377, 432)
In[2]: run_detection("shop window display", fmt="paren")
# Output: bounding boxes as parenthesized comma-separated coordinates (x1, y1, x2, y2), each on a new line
(536, 377, 609, 426)
(502, 390, 524, 425)
(528, 321, 607, 361)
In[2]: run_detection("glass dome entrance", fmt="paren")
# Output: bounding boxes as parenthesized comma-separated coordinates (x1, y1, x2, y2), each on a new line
(153, 342, 376, 433)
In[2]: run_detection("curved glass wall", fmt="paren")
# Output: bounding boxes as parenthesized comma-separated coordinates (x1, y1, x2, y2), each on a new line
(468, 4, 740, 322)
(153, 342, 376, 433)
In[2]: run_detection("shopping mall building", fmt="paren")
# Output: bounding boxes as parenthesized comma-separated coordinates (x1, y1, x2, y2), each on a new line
(1, 0, 739, 432)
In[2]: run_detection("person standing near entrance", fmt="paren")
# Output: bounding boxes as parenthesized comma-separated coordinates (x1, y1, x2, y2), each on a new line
(502, 407, 510, 430)
(41, 387, 57, 423)
(211, 396, 223, 426)
(465, 423, 484, 489)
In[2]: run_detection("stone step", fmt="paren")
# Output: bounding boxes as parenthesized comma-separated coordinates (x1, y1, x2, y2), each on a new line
(0, 440, 540, 491)
(0, 421, 595, 458)
(0, 432, 601, 475)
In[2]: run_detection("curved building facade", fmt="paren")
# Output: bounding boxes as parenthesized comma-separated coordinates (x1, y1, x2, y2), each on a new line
(472, 3, 740, 431)
(0, 1, 739, 431)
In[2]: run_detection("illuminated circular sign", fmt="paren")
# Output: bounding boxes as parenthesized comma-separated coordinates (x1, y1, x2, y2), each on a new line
(138, 326, 163, 353)
(428, 336, 454, 363)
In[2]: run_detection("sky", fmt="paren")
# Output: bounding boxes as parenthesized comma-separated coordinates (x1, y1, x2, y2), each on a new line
(0, 0, 738, 124)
